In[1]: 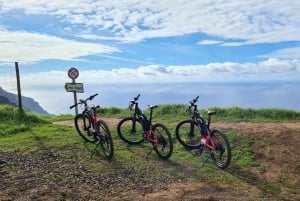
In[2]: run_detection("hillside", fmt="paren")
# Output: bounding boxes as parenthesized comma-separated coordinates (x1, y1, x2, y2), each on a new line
(1, 106, 300, 200)
(0, 87, 49, 115)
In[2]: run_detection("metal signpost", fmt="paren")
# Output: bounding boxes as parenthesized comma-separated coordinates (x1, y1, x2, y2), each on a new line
(65, 67, 83, 115)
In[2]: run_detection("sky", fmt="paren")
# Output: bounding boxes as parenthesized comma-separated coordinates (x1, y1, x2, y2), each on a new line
(0, 0, 299, 114)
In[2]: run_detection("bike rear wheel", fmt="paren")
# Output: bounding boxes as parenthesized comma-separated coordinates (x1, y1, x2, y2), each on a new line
(96, 119, 114, 160)
(175, 119, 202, 149)
(117, 117, 144, 144)
(210, 129, 231, 169)
(74, 114, 97, 143)
(153, 123, 173, 160)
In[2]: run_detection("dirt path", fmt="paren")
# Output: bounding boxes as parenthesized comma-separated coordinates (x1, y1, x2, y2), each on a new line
(216, 121, 300, 185)
(53, 117, 122, 128)
(51, 118, 300, 201)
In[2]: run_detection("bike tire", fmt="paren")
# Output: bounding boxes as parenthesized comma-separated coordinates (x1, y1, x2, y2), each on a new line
(153, 123, 173, 160)
(210, 129, 231, 169)
(96, 119, 114, 160)
(117, 117, 144, 144)
(74, 114, 97, 143)
(175, 119, 202, 149)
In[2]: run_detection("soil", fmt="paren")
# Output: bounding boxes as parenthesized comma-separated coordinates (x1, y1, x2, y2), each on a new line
(1, 118, 299, 201)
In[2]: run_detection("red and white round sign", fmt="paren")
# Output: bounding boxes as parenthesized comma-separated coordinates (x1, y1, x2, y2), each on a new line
(68, 67, 79, 80)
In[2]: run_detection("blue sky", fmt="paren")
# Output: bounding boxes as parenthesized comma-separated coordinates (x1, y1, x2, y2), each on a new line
(0, 0, 300, 114)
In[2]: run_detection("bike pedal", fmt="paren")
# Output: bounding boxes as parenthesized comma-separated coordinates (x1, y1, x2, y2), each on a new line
(143, 135, 147, 140)
(94, 135, 101, 141)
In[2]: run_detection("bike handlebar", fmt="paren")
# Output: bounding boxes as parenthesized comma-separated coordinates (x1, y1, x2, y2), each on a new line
(70, 93, 99, 109)
(133, 94, 140, 101)
(190, 96, 199, 105)
(187, 96, 199, 113)
(89, 93, 98, 100)
(128, 94, 140, 110)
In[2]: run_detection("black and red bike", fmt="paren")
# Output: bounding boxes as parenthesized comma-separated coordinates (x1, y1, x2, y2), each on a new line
(175, 96, 231, 169)
(117, 94, 173, 160)
(70, 93, 114, 160)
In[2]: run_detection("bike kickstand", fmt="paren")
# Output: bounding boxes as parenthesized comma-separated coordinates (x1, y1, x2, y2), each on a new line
(91, 141, 100, 158)
(145, 146, 154, 159)
(200, 153, 211, 167)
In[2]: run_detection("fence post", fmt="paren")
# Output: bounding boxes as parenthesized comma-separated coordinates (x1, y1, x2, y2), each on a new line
(15, 62, 22, 111)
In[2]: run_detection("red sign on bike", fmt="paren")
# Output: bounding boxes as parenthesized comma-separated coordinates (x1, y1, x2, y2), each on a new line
(68, 67, 79, 80)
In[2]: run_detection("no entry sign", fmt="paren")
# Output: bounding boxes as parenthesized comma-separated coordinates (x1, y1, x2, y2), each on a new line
(68, 67, 79, 80)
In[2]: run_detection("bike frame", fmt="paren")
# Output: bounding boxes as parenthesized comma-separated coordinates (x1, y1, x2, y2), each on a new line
(131, 100, 159, 144)
(71, 94, 100, 135)
(83, 107, 98, 131)
(92, 108, 98, 124)
(191, 104, 218, 151)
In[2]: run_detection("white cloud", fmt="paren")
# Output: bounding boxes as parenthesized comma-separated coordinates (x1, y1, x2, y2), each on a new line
(15, 59, 300, 89)
(260, 47, 300, 59)
(2, 58, 298, 97)
(0, 31, 120, 63)
(198, 40, 223, 45)
(1, 0, 299, 44)
(0, 0, 299, 67)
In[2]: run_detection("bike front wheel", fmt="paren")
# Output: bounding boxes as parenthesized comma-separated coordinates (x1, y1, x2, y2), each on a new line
(117, 117, 144, 144)
(74, 114, 97, 143)
(96, 119, 114, 160)
(175, 119, 202, 149)
(153, 123, 173, 160)
(210, 129, 231, 169)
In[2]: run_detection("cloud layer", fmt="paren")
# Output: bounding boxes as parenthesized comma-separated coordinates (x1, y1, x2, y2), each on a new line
(1, 0, 299, 43)
(0, 31, 119, 63)
(0, 0, 300, 64)
(12, 58, 299, 88)
(1, 58, 299, 114)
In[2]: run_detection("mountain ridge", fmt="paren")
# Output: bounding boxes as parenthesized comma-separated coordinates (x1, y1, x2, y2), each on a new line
(0, 87, 50, 115)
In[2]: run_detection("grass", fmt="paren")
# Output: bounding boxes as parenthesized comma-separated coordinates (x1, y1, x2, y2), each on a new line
(225, 130, 256, 168)
(1, 104, 300, 199)
(97, 104, 300, 122)
(209, 107, 300, 122)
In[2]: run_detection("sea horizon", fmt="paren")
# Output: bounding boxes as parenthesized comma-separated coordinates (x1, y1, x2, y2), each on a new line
(73, 80, 300, 114)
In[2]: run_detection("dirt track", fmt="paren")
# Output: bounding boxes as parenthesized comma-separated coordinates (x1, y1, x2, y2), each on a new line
(1, 118, 300, 201)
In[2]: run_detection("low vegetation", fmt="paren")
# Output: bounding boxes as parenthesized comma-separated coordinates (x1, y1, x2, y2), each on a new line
(100, 104, 300, 122)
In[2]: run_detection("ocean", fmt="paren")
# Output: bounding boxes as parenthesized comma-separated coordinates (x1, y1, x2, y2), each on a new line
(86, 80, 300, 112)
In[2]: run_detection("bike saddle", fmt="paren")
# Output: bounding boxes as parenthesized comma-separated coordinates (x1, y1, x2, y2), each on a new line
(207, 110, 216, 115)
(148, 105, 158, 110)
